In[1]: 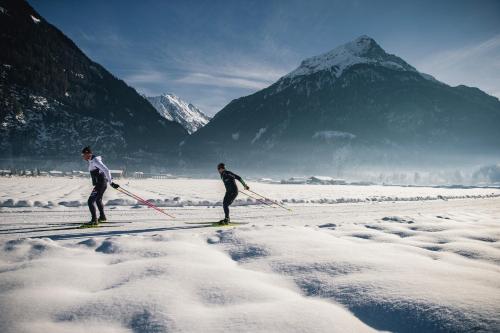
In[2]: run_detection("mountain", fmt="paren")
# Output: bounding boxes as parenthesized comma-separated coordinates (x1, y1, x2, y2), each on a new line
(181, 35, 500, 170)
(282, 35, 433, 83)
(146, 93, 210, 134)
(0, 0, 187, 162)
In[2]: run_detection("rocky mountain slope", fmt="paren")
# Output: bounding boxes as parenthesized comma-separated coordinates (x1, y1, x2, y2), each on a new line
(147, 93, 209, 134)
(0, 0, 187, 161)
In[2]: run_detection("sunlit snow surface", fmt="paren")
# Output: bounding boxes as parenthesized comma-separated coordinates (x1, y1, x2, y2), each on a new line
(1, 177, 500, 333)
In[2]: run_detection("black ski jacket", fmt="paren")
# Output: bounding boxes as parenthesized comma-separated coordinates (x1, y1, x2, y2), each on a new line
(220, 170, 245, 193)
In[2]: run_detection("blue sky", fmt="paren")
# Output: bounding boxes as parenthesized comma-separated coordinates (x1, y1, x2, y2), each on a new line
(31, 0, 500, 116)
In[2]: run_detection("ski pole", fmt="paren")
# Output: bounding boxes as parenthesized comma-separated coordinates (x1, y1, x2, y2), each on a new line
(118, 187, 174, 218)
(118, 187, 175, 218)
(116, 187, 175, 218)
(245, 189, 291, 211)
(239, 190, 277, 208)
(116, 187, 153, 207)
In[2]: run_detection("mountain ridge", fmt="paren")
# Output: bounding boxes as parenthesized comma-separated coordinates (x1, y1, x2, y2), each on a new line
(181, 35, 500, 170)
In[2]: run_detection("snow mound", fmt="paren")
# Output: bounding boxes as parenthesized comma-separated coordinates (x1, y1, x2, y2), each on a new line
(58, 200, 81, 207)
(95, 239, 121, 254)
(1, 199, 35, 207)
(381, 216, 414, 224)
(106, 198, 136, 206)
(104, 197, 267, 208)
(211, 223, 500, 332)
(0, 199, 15, 207)
(318, 223, 337, 229)
(0, 235, 375, 333)
(14, 200, 33, 207)
(77, 238, 98, 248)
(3, 238, 58, 261)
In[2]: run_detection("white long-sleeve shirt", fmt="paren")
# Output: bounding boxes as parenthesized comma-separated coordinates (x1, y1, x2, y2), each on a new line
(88, 155, 112, 184)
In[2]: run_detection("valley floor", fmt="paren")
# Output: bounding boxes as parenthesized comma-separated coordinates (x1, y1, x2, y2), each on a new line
(1, 178, 499, 332)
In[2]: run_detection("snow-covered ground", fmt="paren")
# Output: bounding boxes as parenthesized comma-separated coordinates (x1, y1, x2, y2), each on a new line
(1, 178, 500, 332)
(1, 177, 499, 208)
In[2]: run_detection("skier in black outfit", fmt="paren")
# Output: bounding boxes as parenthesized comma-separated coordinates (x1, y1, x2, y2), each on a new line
(81, 147, 120, 227)
(217, 163, 249, 225)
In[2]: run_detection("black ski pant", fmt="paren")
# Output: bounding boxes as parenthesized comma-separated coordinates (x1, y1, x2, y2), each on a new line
(88, 182, 107, 221)
(223, 190, 238, 219)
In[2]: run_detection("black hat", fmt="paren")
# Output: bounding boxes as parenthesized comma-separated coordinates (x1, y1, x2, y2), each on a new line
(217, 163, 225, 169)
(81, 146, 92, 154)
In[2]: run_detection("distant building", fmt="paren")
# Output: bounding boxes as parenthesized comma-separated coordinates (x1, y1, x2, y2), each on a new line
(132, 172, 174, 179)
(307, 176, 347, 185)
(349, 181, 375, 186)
(150, 173, 174, 179)
(110, 170, 124, 178)
(308, 176, 333, 184)
(281, 177, 308, 184)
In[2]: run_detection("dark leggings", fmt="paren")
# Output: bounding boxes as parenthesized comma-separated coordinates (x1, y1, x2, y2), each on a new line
(88, 183, 107, 221)
(223, 191, 238, 218)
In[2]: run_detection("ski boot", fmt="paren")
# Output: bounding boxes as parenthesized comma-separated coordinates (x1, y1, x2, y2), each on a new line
(217, 217, 230, 226)
(79, 219, 99, 229)
(98, 216, 107, 223)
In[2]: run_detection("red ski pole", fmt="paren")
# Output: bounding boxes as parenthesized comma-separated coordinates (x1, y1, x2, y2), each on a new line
(116, 187, 175, 218)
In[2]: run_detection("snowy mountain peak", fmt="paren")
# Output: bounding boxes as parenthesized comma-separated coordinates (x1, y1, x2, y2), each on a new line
(343, 35, 380, 55)
(284, 35, 420, 80)
(147, 93, 210, 134)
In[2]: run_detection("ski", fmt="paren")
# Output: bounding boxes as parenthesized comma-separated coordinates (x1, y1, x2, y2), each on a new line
(49, 221, 131, 226)
(77, 224, 124, 229)
(210, 222, 247, 227)
(184, 221, 249, 226)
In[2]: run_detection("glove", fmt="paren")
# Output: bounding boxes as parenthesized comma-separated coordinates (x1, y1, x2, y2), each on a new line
(111, 182, 120, 189)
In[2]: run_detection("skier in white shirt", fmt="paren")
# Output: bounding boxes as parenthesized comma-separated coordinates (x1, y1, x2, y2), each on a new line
(81, 146, 120, 227)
